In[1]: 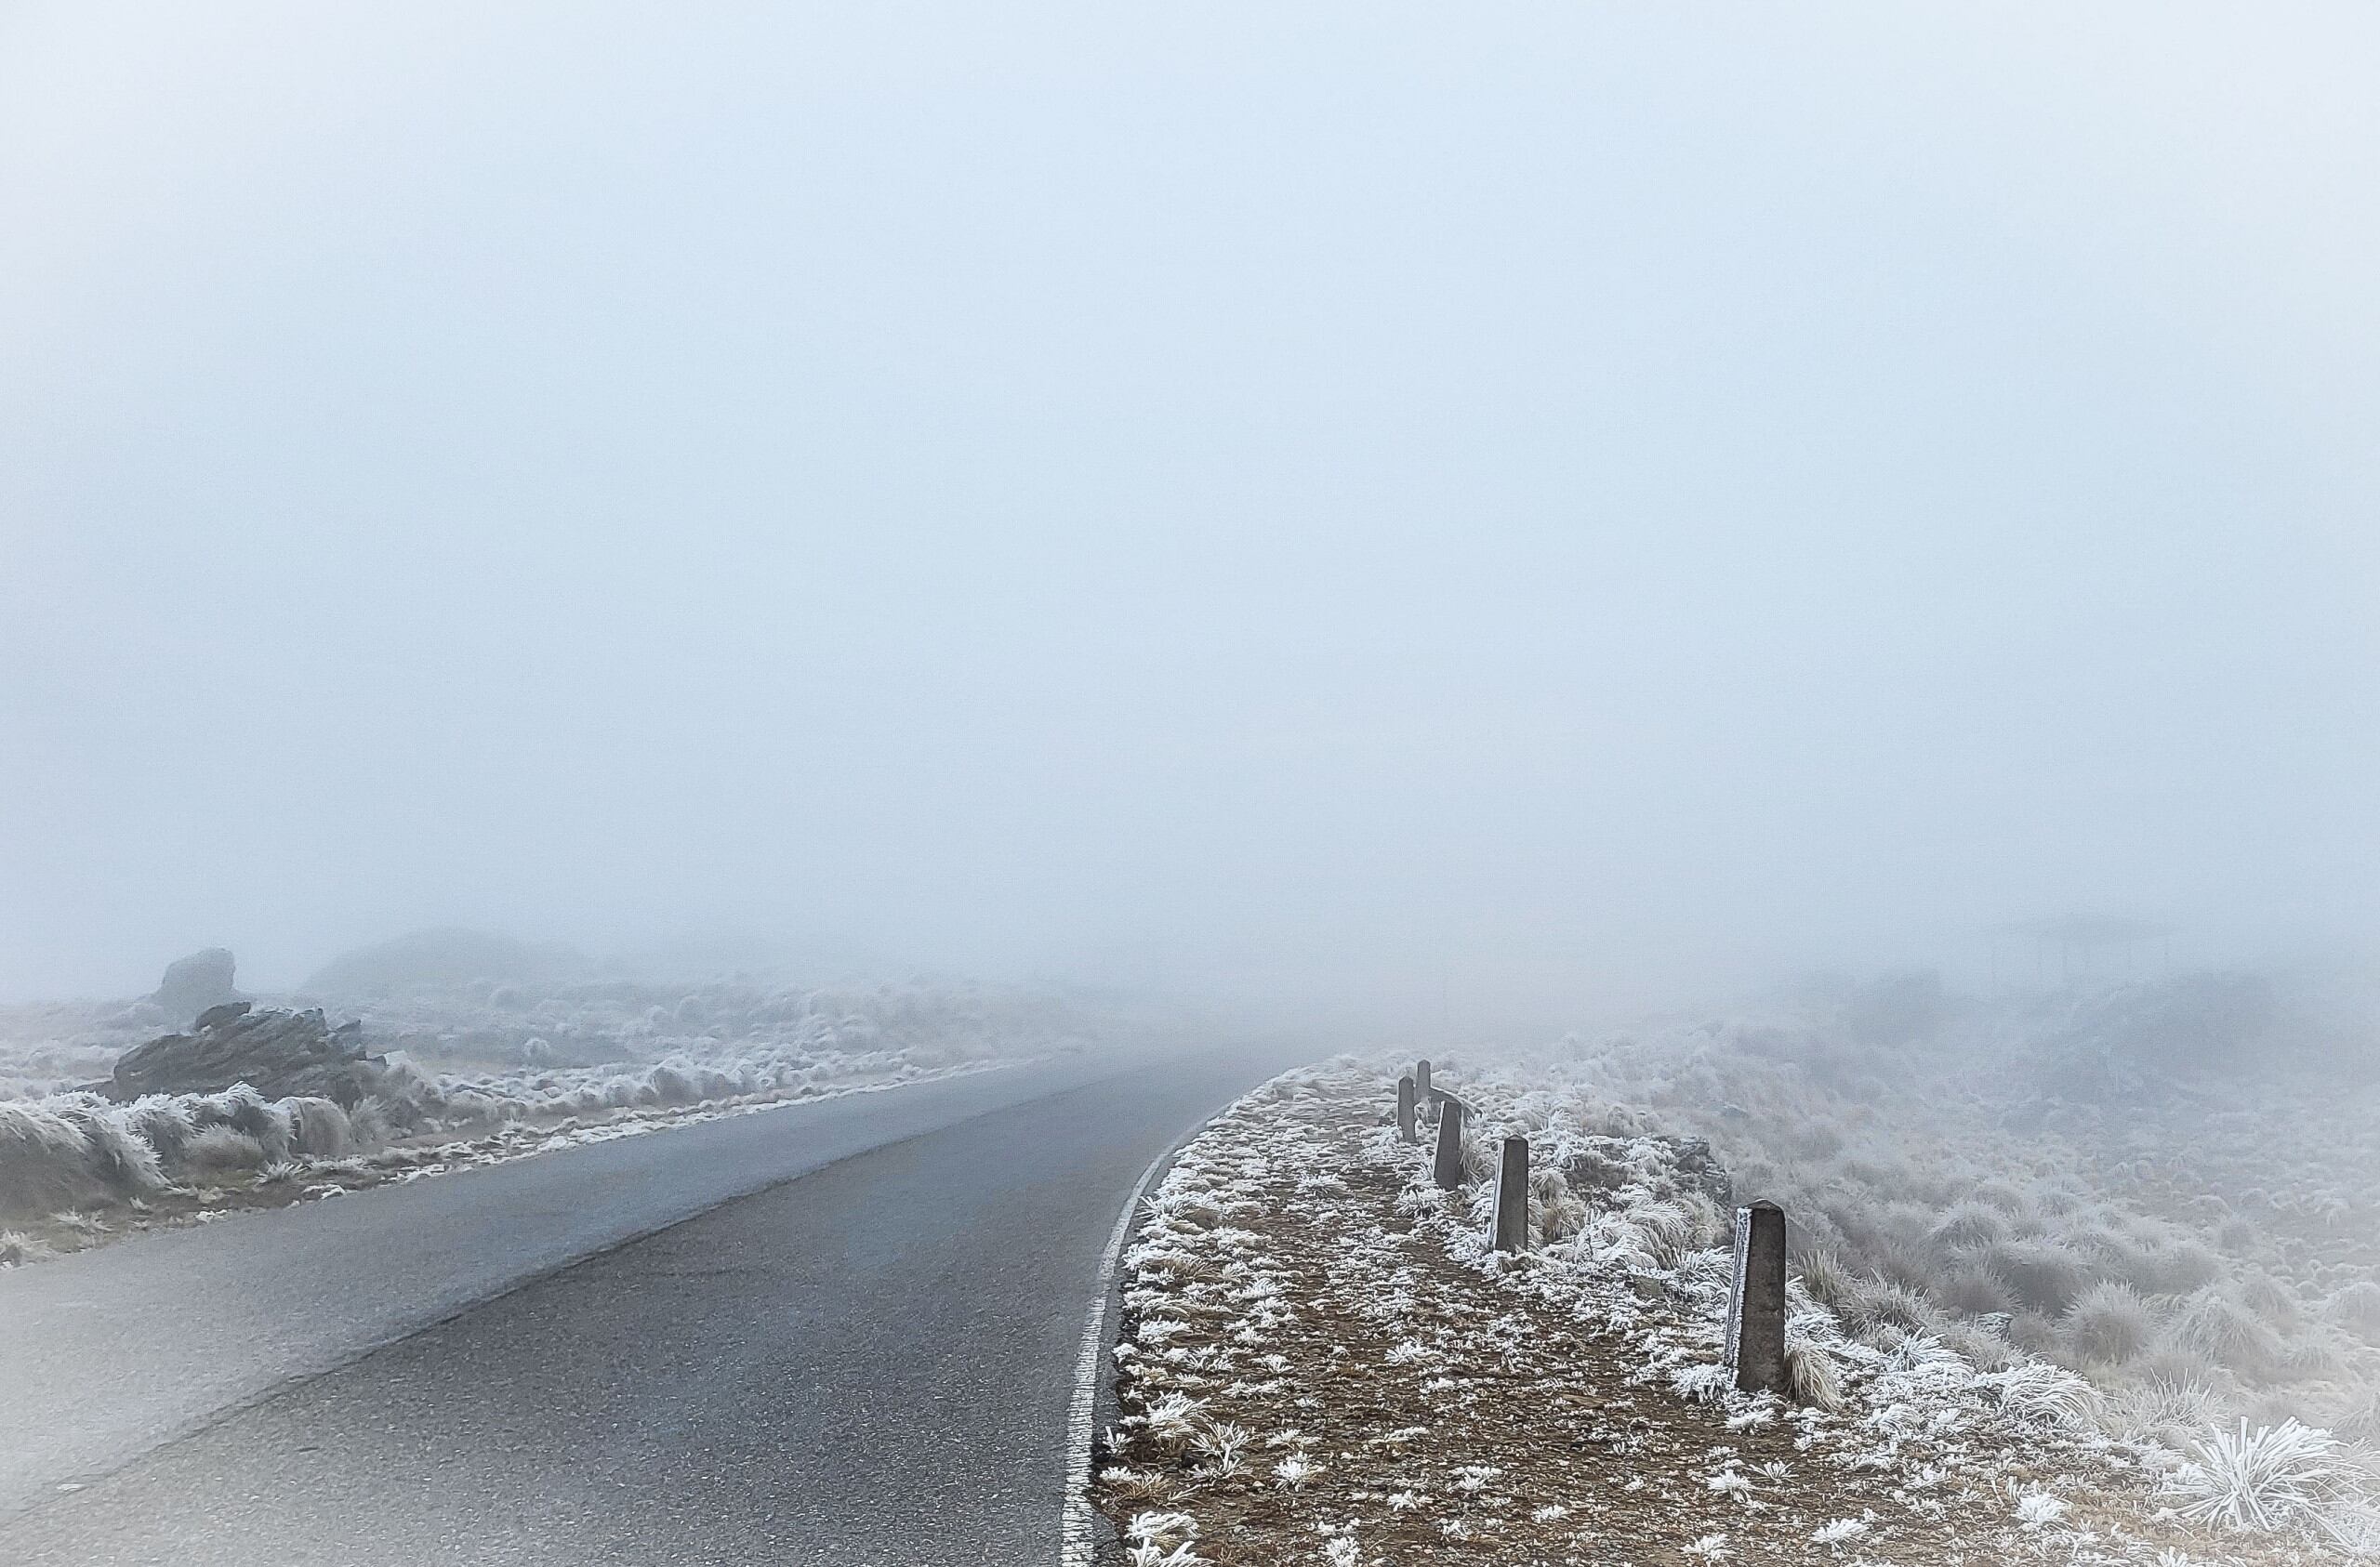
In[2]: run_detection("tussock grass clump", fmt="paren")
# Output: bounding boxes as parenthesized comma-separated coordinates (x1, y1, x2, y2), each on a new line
(1938, 1265, 2021, 1319)
(1782, 1334, 1848, 1413)
(2116, 1235, 2228, 1297)
(1792, 1247, 1861, 1316)
(188, 1084, 294, 1165)
(2110, 1376, 2224, 1446)
(1844, 1278, 1947, 1339)
(1985, 1238, 2096, 1316)
(2164, 1418, 2362, 1537)
(2327, 1282, 2380, 1343)
(181, 1126, 268, 1173)
(2068, 1281, 2158, 1365)
(2174, 1292, 2290, 1383)
(2240, 1271, 2305, 1333)
(0, 1102, 104, 1215)
(286, 1097, 352, 1158)
(1937, 1319, 2023, 1373)
(124, 1095, 195, 1163)
(1485, 970, 2380, 1455)
(1967, 1179, 2038, 1221)
(1994, 1363, 2109, 1430)
(0, 1098, 179, 1216)
(58, 1103, 166, 1197)
(1929, 1200, 2009, 1250)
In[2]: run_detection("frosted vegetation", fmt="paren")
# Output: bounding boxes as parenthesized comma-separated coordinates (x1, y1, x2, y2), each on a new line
(1107, 1059, 2380, 1563)
(1457, 967, 2380, 1484)
(0, 938, 1110, 1236)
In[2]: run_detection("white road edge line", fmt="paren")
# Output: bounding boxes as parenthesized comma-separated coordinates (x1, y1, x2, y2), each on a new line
(1058, 1140, 1177, 1567)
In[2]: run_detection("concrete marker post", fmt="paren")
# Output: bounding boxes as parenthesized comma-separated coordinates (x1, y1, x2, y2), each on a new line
(1726, 1200, 1789, 1396)
(1415, 1058, 1434, 1122)
(1431, 1097, 1467, 1190)
(1396, 1074, 1417, 1143)
(1491, 1134, 1529, 1252)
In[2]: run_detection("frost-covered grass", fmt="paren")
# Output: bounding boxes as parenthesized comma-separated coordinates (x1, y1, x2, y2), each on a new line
(2166, 1420, 2364, 1541)
(1451, 969, 2380, 1455)
(1097, 1056, 2380, 1564)
(0, 974, 1112, 1255)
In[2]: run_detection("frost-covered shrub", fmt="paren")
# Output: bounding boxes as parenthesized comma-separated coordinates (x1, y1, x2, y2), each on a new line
(2165, 1419, 2362, 1537)
(181, 1126, 268, 1172)
(1993, 1363, 2108, 1430)
(2067, 1281, 2157, 1365)
(1474, 969, 2380, 1441)
(57, 1101, 165, 1198)
(1937, 1264, 2019, 1319)
(3, 970, 1106, 1225)
(1793, 1247, 1859, 1315)
(2109, 1233, 2226, 1297)
(1782, 1333, 1848, 1413)
(286, 1098, 352, 1158)
(0, 1096, 178, 1216)
(2048, 972, 2278, 1095)
(1929, 1200, 2008, 1250)
(2328, 1282, 2380, 1343)
(188, 1084, 294, 1165)
(2109, 1376, 2223, 1446)
(1985, 1237, 2094, 1316)
(0, 1102, 112, 1215)
(2173, 1291, 2289, 1383)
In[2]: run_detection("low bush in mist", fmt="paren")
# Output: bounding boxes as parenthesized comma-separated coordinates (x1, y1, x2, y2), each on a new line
(0, 975, 1110, 1228)
(1462, 966, 2380, 1455)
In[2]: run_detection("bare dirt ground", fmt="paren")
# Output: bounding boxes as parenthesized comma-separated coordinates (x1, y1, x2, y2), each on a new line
(1093, 1061, 2361, 1566)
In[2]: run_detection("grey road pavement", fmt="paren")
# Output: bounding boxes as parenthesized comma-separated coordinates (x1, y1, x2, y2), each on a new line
(0, 1044, 1289, 1565)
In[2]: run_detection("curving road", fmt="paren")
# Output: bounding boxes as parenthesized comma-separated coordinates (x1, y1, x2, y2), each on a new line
(0, 1043, 1289, 1565)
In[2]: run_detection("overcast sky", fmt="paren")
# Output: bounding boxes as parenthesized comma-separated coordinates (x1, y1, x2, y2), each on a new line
(3, 4, 2375, 1010)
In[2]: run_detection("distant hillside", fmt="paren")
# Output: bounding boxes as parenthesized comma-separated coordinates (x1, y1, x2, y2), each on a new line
(300, 928, 587, 997)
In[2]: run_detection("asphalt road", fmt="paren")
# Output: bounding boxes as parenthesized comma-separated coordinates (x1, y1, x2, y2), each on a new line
(0, 1045, 1289, 1565)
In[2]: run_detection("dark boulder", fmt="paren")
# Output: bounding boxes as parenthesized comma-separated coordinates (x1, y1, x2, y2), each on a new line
(1670, 1137, 1734, 1210)
(152, 948, 245, 1028)
(108, 1007, 382, 1107)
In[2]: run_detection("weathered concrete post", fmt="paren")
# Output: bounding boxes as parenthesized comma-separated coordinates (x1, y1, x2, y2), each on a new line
(1431, 1097, 1467, 1190)
(1491, 1135, 1529, 1252)
(1414, 1058, 1434, 1121)
(1726, 1200, 1789, 1396)
(1396, 1074, 1417, 1142)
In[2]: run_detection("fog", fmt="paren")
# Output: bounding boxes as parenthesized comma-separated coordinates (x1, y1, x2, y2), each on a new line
(3, 3, 2375, 1018)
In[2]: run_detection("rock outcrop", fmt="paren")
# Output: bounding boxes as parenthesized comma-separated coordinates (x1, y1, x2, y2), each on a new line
(107, 1006, 382, 1107)
(151, 948, 245, 1027)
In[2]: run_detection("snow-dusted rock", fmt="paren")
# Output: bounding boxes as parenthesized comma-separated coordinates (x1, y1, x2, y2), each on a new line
(107, 1007, 381, 1107)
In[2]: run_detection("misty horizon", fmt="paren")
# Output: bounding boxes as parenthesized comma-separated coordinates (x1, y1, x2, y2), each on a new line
(6, 4, 2375, 1014)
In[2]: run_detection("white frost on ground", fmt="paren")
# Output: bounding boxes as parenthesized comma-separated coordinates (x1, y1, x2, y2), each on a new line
(0, 977, 1110, 1254)
(1450, 971, 2380, 1451)
(1101, 1055, 2380, 1564)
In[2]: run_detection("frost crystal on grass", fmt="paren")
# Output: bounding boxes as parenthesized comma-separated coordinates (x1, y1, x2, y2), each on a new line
(2165, 1419, 2360, 1538)
(1091, 1056, 2378, 1567)
(1810, 1516, 1869, 1548)
(1991, 1363, 2107, 1430)
(1273, 1454, 1320, 1491)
